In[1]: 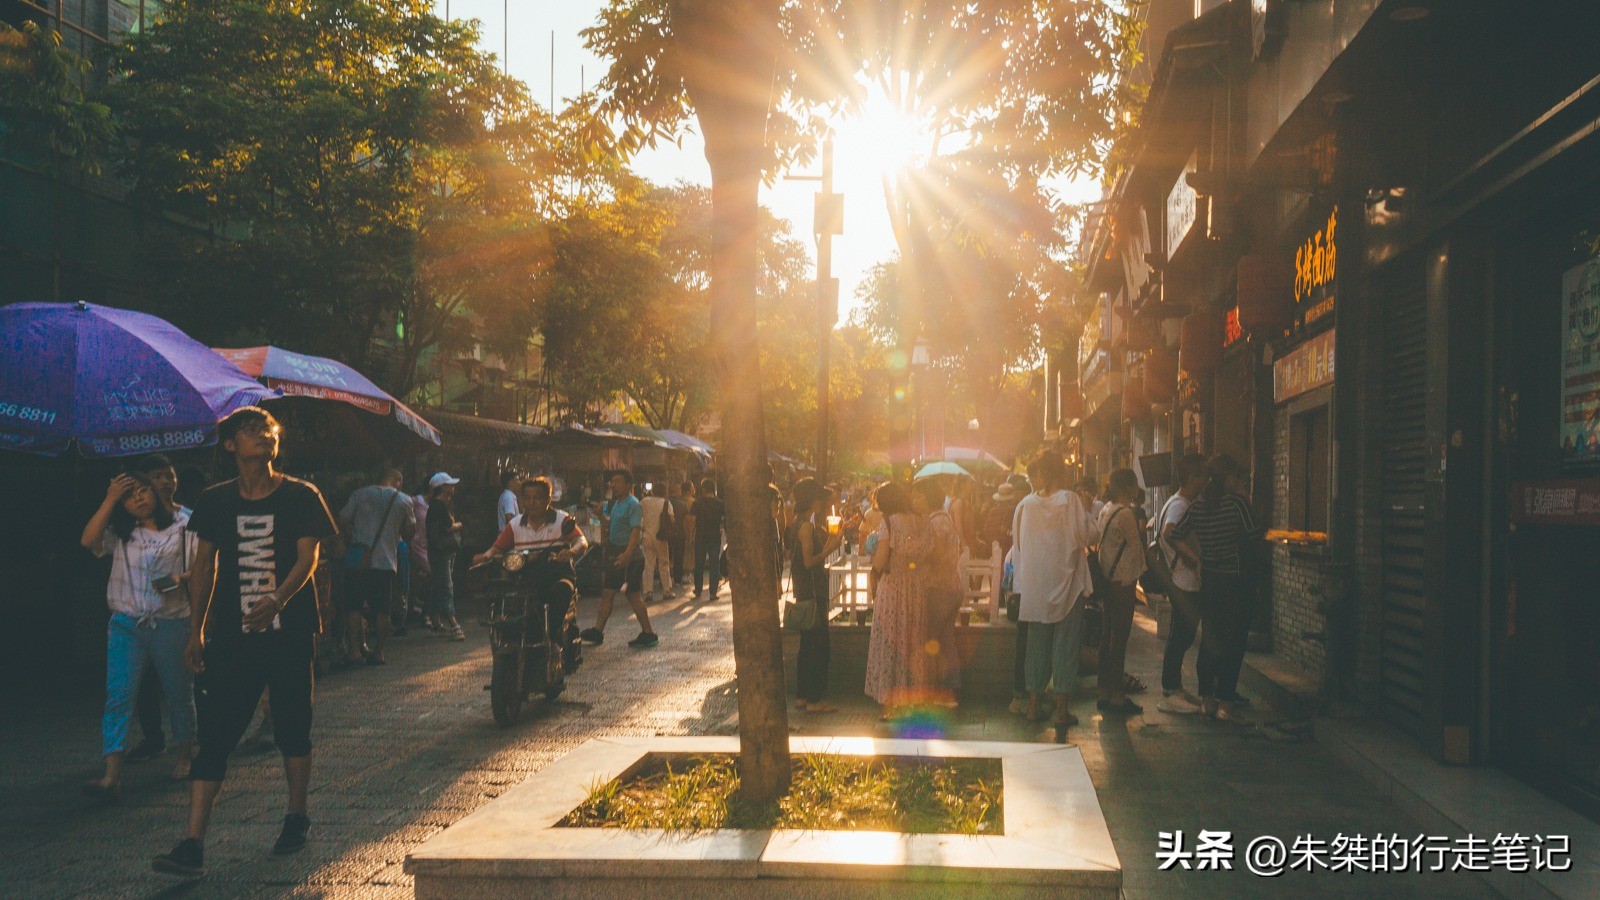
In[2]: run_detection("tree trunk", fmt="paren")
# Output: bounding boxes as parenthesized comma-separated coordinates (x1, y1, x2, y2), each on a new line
(676, 0, 791, 801)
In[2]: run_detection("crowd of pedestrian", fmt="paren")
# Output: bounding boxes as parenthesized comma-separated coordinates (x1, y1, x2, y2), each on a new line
(73, 402, 1267, 876)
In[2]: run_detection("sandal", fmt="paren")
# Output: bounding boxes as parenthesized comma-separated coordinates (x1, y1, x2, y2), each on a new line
(169, 761, 191, 782)
(81, 781, 121, 803)
(1124, 673, 1148, 695)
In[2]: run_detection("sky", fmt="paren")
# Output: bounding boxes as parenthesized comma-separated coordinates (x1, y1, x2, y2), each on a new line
(433, 1, 1100, 320)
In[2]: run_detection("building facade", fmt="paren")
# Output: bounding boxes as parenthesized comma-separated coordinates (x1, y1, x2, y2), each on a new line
(1058, 0, 1600, 819)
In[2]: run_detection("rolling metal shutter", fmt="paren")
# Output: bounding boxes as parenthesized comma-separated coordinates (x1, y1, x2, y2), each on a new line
(1379, 268, 1429, 736)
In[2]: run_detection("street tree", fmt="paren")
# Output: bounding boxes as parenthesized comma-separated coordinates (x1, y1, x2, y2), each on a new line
(104, 0, 545, 394)
(587, 0, 1136, 798)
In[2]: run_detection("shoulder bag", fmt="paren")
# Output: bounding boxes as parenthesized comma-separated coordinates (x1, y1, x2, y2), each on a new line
(1141, 496, 1178, 596)
(344, 489, 401, 571)
(1087, 506, 1134, 598)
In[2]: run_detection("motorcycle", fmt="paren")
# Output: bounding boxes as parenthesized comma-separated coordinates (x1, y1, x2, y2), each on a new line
(472, 544, 586, 727)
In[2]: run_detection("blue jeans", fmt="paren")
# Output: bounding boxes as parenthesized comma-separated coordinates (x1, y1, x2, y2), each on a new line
(103, 614, 194, 757)
(428, 554, 456, 619)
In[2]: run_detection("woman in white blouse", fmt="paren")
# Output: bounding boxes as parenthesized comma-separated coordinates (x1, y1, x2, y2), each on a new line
(80, 471, 198, 799)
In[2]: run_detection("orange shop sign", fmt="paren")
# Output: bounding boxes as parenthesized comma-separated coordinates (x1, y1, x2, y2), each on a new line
(1274, 329, 1336, 403)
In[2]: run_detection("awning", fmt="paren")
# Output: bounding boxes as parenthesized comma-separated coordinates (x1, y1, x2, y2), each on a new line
(423, 408, 545, 445)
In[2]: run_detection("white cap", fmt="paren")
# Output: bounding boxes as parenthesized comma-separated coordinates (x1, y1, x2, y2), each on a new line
(428, 472, 460, 489)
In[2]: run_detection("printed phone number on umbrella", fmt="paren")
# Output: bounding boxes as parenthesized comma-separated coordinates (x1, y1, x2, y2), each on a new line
(0, 403, 59, 425)
(86, 429, 208, 454)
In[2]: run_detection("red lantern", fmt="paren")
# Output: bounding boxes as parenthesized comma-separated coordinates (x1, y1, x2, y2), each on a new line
(1236, 256, 1295, 332)
(1181, 314, 1222, 373)
(1122, 375, 1151, 421)
(1145, 346, 1178, 402)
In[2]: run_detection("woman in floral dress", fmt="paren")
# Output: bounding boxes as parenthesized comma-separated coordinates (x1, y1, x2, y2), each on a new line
(864, 482, 936, 713)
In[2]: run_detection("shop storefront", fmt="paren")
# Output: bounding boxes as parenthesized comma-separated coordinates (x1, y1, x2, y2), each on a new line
(1488, 186, 1600, 818)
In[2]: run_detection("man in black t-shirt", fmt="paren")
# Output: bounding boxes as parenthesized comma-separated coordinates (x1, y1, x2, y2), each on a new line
(691, 478, 725, 598)
(153, 407, 337, 878)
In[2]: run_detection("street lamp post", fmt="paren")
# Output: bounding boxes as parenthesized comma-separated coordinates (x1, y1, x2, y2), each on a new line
(911, 336, 931, 462)
(790, 140, 843, 482)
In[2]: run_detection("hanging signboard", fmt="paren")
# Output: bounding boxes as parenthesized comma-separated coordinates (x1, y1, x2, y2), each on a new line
(1561, 257, 1600, 465)
(1509, 479, 1600, 526)
(1293, 206, 1338, 329)
(1273, 328, 1336, 403)
(1166, 154, 1199, 260)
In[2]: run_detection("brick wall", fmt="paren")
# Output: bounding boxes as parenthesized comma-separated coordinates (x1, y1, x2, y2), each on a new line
(1268, 405, 1332, 681)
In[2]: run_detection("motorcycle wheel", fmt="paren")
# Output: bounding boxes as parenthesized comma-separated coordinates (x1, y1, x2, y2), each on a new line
(544, 677, 565, 702)
(490, 651, 524, 728)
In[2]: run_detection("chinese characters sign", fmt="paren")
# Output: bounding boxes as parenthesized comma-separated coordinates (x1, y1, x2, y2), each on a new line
(1295, 206, 1338, 328)
(1274, 329, 1336, 403)
(1166, 154, 1198, 259)
(1561, 258, 1600, 464)
(1509, 480, 1600, 526)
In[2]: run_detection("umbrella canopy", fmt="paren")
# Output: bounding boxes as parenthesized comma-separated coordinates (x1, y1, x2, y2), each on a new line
(914, 460, 969, 480)
(214, 346, 440, 446)
(0, 302, 278, 458)
(941, 446, 1007, 470)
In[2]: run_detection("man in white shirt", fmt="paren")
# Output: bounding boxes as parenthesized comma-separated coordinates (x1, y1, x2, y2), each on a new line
(1155, 453, 1206, 714)
(638, 482, 675, 602)
(497, 471, 522, 531)
(1011, 452, 1096, 742)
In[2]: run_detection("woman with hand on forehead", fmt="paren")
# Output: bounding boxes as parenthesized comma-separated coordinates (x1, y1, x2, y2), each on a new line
(80, 471, 200, 799)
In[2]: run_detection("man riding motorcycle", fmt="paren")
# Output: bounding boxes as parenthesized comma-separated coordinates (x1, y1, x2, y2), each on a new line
(472, 476, 588, 653)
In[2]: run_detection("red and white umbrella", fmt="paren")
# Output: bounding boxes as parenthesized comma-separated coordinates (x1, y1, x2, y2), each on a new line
(214, 346, 440, 446)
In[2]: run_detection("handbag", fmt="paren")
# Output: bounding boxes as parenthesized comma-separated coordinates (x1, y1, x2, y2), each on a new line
(344, 489, 401, 571)
(783, 598, 819, 632)
(654, 498, 675, 541)
(1087, 506, 1133, 597)
(1141, 496, 1178, 596)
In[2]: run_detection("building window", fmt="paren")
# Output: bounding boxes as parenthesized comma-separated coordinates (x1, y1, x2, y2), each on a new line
(1289, 405, 1331, 533)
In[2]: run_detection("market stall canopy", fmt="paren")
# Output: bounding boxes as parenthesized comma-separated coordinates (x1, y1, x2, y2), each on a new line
(914, 460, 970, 480)
(655, 428, 715, 460)
(424, 408, 545, 446)
(0, 302, 278, 457)
(214, 346, 440, 446)
(589, 421, 675, 448)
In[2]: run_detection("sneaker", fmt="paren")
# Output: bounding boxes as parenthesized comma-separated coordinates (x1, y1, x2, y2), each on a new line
(152, 838, 204, 876)
(580, 628, 605, 645)
(126, 740, 166, 764)
(272, 813, 311, 855)
(627, 632, 659, 649)
(1157, 693, 1202, 715)
(450, 625, 466, 642)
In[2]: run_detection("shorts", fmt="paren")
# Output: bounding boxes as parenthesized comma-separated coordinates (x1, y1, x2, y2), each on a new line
(339, 568, 395, 616)
(602, 552, 647, 593)
(190, 632, 314, 782)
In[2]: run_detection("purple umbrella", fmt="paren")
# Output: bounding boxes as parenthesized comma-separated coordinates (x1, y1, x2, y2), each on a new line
(0, 302, 278, 458)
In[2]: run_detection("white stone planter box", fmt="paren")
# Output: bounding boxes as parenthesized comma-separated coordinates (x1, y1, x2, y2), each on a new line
(405, 736, 1120, 898)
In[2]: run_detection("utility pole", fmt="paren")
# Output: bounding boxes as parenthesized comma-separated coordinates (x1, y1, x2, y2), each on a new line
(792, 142, 842, 482)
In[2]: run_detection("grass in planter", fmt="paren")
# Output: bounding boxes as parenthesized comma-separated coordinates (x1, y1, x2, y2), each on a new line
(561, 754, 1002, 835)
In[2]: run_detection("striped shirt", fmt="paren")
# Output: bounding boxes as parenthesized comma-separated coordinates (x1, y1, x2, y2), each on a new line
(1168, 494, 1261, 574)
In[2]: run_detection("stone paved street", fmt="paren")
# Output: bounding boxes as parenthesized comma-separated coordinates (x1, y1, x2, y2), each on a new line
(4, 590, 1500, 899)
(0, 588, 737, 899)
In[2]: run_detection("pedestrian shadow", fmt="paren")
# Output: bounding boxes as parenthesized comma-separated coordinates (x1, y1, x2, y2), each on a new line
(678, 678, 738, 734)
